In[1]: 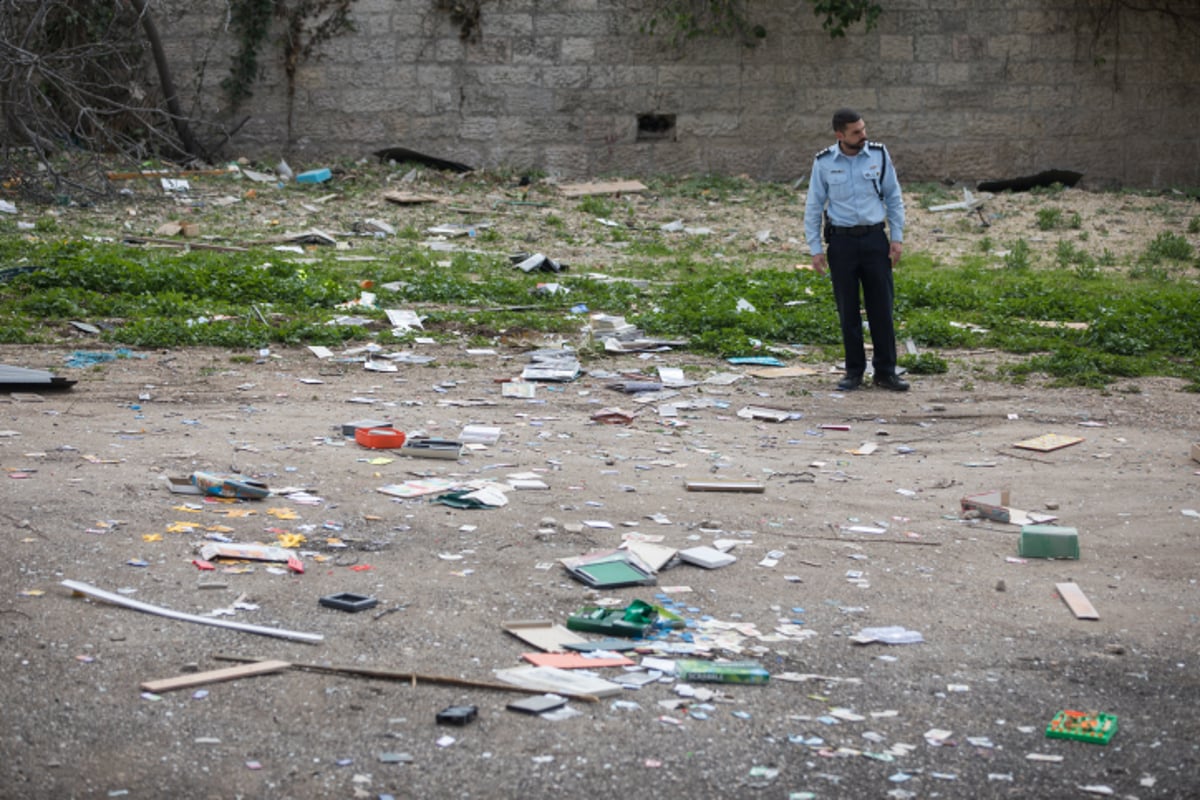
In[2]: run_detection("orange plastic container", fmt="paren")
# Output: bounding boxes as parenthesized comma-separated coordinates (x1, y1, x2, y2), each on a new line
(354, 426, 406, 449)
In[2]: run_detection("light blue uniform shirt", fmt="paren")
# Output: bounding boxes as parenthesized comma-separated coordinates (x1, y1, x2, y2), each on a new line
(804, 141, 905, 256)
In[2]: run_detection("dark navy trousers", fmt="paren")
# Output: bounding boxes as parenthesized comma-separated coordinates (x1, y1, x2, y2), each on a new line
(827, 228, 897, 377)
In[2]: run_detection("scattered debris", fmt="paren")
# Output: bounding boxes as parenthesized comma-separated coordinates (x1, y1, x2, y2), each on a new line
(191, 471, 271, 500)
(960, 489, 1057, 526)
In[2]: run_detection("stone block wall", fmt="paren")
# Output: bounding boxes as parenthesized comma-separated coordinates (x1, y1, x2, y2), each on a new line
(153, 0, 1200, 186)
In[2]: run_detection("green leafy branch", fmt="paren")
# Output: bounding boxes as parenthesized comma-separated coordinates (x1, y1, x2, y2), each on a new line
(642, 0, 883, 45)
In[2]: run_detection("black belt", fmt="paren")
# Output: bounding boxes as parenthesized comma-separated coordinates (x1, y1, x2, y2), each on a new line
(827, 222, 885, 236)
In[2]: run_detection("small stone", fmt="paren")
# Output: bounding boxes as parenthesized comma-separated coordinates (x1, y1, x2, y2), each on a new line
(995, 580, 1006, 592)
(1044, 500, 1060, 510)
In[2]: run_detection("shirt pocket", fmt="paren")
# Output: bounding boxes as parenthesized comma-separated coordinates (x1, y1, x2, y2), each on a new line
(827, 170, 850, 201)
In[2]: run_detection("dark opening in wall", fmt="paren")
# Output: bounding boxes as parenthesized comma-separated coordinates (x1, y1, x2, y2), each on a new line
(637, 113, 676, 142)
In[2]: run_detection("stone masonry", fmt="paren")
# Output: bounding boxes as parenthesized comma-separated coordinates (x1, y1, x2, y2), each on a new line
(152, 0, 1200, 187)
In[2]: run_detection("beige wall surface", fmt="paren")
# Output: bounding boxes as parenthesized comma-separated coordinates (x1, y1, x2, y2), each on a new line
(149, 0, 1200, 187)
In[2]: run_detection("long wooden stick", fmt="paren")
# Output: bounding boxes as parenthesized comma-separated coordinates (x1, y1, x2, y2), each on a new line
(62, 580, 324, 644)
(141, 660, 292, 693)
(214, 654, 600, 703)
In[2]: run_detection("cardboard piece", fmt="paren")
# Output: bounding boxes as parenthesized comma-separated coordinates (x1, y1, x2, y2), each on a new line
(557, 180, 647, 198)
(521, 652, 635, 669)
(502, 620, 589, 652)
(493, 666, 624, 698)
(623, 541, 677, 573)
(1013, 433, 1085, 452)
(141, 659, 291, 693)
(1056, 582, 1099, 620)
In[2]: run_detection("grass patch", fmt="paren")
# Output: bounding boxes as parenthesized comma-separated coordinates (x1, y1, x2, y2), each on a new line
(2, 171, 1199, 391)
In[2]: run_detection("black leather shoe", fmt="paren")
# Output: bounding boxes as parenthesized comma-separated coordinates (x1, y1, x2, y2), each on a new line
(836, 374, 863, 391)
(873, 373, 910, 392)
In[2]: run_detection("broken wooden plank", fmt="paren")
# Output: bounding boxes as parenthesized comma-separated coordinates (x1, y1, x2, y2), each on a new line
(1056, 582, 1099, 620)
(557, 179, 647, 198)
(61, 580, 324, 644)
(141, 659, 291, 694)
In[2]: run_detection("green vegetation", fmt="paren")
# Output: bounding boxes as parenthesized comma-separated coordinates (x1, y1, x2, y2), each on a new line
(1, 170, 1198, 392)
(1035, 207, 1082, 231)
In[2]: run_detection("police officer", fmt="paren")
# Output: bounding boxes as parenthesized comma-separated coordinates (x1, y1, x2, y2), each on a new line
(804, 108, 908, 392)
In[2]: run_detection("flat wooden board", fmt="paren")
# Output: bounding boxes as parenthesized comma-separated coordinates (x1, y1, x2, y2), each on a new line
(1013, 433, 1085, 452)
(557, 180, 647, 198)
(140, 659, 292, 693)
(1056, 582, 1099, 620)
(502, 620, 588, 652)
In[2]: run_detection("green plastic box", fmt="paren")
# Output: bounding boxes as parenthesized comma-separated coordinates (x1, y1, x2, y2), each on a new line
(1046, 710, 1117, 744)
(1019, 524, 1079, 559)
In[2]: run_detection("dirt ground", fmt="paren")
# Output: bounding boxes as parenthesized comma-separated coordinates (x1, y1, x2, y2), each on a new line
(2, 178, 1200, 800)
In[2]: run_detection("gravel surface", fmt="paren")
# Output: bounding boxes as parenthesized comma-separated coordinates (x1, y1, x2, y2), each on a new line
(2, 176, 1199, 799)
(2, 340, 1198, 800)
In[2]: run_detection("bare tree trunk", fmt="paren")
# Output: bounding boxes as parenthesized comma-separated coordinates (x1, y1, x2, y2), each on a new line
(126, 0, 205, 161)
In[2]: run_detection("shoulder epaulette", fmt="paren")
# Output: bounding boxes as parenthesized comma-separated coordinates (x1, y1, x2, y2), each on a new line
(867, 141, 886, 151)
(815, 144, 837, 159)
